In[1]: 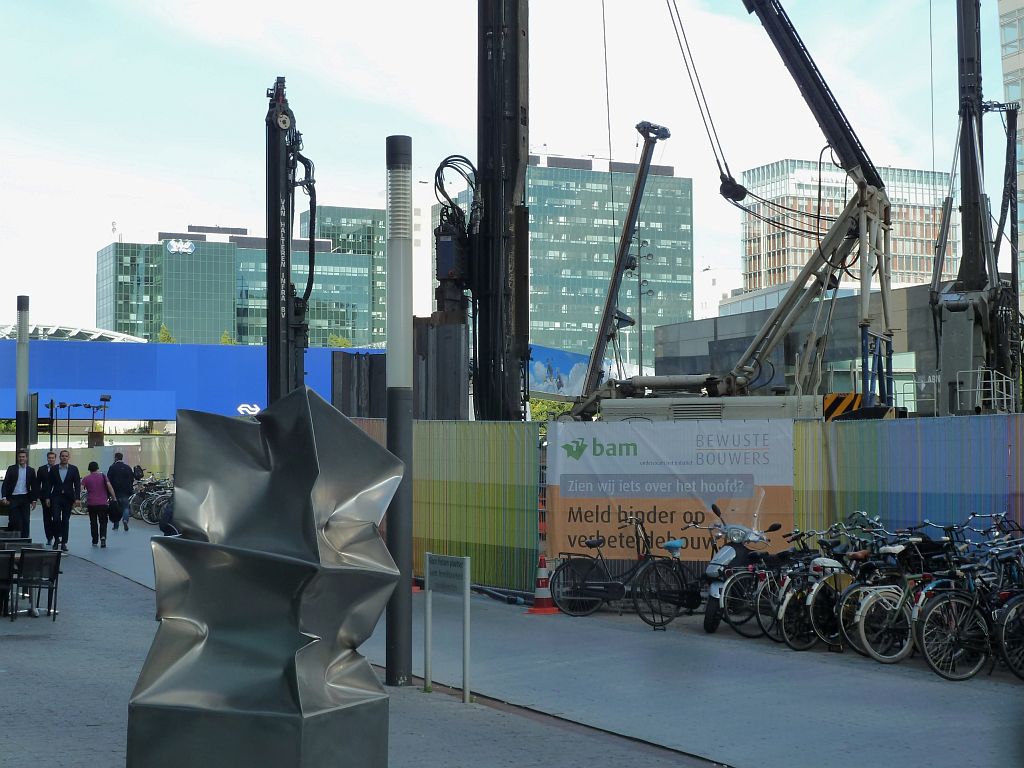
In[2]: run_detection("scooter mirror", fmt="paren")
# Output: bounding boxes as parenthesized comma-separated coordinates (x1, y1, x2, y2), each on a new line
(711, 504, 722, 519)
(766, 522, 782, 532)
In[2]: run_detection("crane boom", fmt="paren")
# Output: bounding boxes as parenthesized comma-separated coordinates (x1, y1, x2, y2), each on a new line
(571, 121, 670, 419)
(742, 0, 882, 190)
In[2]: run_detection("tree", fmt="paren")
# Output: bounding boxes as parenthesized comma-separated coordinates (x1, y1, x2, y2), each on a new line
(157, 324, 176, 344)
(326, 333, 353, 348)
(220, 330, 237, 345)
(529, 398, 573, 437)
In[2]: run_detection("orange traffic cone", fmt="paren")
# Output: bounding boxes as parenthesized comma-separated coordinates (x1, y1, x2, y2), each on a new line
(527, 555, 560, 615)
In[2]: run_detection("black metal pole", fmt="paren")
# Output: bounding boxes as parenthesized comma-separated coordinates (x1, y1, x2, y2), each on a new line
(15, 296, 29, 450)
(266, 77, 293, 405)
(385, 135, 414, 687)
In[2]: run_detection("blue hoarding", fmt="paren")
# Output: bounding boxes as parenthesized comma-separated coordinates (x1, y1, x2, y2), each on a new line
(0, 340, 347, 420)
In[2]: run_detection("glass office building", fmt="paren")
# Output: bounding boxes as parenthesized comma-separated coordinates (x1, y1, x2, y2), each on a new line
(432, 157, 694, 369)
(999, 0, 1024, 299)
(301, 206, 387, 346)
(96, 221, 373, 346)
(740, 160, 958, 293)
(527, 157, 693, 368)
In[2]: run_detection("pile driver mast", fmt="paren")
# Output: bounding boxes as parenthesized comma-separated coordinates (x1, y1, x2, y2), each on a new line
(265, 77, 317, 406)
(929, 0, 1021, 415)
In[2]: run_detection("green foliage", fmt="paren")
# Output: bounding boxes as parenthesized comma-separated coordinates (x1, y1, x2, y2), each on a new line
(529, 398, 573, 435)
(220, 330, 237, 345)
(326, 333, 353, 348)
(157, 324, 176, 344)
(0, 419, 15, 434)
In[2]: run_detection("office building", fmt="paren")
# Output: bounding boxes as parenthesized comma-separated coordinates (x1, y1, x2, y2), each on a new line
(96, 222, 371, 346)
(1000, 0, 1024, 294)
(432, 156, 694, 370)
(300, 206, 387, 346)
(739, 160, 958, 297)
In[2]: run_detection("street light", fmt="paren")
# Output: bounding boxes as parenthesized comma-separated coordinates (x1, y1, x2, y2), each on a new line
(58, 402, 81, 449)
(99, 394, 111, 438)
(633, 236, 652, 373)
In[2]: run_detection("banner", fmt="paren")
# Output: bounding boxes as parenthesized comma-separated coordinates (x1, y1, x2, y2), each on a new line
(547, 420, 794, 560)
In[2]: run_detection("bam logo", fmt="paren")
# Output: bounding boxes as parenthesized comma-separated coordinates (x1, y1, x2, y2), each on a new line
(561, 437, 638, 461)
(561, 438, 587, 461)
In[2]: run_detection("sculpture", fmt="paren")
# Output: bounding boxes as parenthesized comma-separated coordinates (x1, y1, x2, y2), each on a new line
(127, 387, 401, 767)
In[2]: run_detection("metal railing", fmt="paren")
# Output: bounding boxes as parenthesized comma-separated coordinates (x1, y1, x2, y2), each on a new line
(956, 368, 1015, 414)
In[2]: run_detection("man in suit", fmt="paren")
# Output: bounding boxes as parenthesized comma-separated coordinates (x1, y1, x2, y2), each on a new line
(106, 451, 135, 532)
(36, 450, 60, 545)
(2, 449, 37, 539)
(51, 448, 81, 552)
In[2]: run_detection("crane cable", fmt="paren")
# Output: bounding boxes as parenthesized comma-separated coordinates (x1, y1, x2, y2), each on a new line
(665, 0, 746, 201)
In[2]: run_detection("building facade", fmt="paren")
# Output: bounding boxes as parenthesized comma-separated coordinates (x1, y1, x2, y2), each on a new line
(739, 160, 958, 294)
(300, 206, 387, 346)
(432, 157, 694, 370)
(1000, 0, 1024, 294)
(96, 221, 373, 346)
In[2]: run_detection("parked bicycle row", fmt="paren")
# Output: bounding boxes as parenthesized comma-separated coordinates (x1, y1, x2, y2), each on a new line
(549, 505, 1024, 683)
(712, 510, 1024, 682)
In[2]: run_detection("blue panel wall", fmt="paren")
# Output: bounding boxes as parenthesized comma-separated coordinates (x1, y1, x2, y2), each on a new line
(0, 341, 346, 420)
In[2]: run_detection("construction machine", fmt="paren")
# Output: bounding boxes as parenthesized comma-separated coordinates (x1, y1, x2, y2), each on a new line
(574, 0, 895, 421)
(928, 0, 1021, 416)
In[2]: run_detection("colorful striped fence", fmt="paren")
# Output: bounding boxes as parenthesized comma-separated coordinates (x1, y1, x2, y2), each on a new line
(352, 418, 540, 593)
(795, 414, 1023, 531)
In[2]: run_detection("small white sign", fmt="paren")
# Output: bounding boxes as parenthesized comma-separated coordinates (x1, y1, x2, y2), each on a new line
(236, 403, 261, 416)
(166, 239, 196, 255)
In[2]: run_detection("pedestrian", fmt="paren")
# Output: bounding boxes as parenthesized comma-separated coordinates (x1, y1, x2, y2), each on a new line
(2, 449, 37, 539)
(52, 449, 81, 552)
(82, 461, 116, 549)
(36, 451, 59, 546)
(106, 452, 134, 532)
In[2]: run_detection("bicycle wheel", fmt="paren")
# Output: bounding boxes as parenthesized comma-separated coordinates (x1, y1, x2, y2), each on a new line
(780, 584, 817, 651)
(755, 577, 783, 642)
(632, 559, 683, 628)
(998, 594, 1024, 682)
(549, 558, 605, 617)
(722, 571, 763, 638)
(857, 589, 914, 664)
(129, 493, 146, 521)
(808, 579, 841, 646)
(919, 593, 990, 681)
(837, 583, 871, 656)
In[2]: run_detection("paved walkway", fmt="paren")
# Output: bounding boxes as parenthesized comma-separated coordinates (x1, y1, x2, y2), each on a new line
(8, 514, 1024, 767)
(2, 517, 708, 768)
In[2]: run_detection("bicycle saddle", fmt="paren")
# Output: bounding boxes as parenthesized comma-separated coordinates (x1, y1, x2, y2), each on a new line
(584, 537, 605, 549)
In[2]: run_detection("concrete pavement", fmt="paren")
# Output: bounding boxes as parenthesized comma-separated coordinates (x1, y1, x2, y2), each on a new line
(9, 513, 1024, 767)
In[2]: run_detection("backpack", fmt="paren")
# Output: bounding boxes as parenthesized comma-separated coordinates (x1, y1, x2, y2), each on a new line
(133, 465, 145, 481)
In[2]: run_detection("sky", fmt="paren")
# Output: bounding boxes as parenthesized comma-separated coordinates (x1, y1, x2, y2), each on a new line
(0, 0, 1007, 326)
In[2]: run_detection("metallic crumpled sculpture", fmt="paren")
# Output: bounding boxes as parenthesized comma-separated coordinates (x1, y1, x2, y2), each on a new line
(127, 387, 401, 768)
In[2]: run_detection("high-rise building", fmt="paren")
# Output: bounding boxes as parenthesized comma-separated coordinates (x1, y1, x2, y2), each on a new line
(300, 206, 388, 346)
(527, 156, 693, 369)
(96, 223, 371, 346)
(431, 157, 694, 370)
(739, 159, 958, 297)
(999, 0, 1024, 294)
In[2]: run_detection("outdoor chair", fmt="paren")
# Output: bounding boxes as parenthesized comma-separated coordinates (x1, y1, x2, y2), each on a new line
(10, 549, 61, 622)
(0, 550, 14, 617)
(0, 538, 32, 551)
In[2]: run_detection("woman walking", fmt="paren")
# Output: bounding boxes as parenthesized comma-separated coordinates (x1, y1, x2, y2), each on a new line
(82, 461, 116, 548)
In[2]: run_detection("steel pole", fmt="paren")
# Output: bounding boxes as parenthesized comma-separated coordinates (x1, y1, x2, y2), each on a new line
(15, 296, 29, 450)
(385, 135, 414, 687)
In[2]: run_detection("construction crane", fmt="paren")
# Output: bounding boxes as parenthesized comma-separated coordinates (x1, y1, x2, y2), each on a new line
(579, 0, 895, 420)
(929, 0, 1021, 416)
(569, 121, 671, 420)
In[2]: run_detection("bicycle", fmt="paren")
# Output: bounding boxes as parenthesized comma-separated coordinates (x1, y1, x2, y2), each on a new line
(549, 516, 690, 628)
